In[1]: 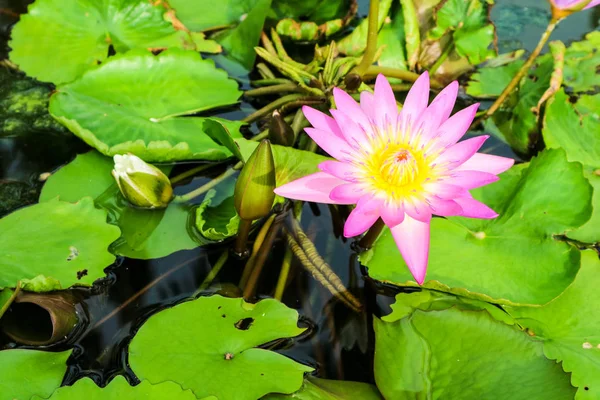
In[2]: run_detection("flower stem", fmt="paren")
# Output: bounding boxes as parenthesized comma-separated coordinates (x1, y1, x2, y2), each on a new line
(484, 18, 559, 120)
(273, 248, 293, 301)
(243, 219, 282, 300)
(233, 218, 253, 257)
(170, 164, 213, 184)
(363, 66, 444, 89)
(429, 41, 454, 76)
(173, 167, 237, 203)
(195, 250, 229, 294)
(244, 83, 300, 97)
(242, 94, 313, 124)
(0, 281, 21, 319)
(251, 78, 295, 87)
(354, 0, 380, 77)
(358, 218, 385, 249)
(239, 214, 276, 287)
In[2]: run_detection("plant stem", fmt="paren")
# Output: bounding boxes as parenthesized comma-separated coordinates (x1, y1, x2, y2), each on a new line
(242, 94, 308, 123)
(358, 218, 385, 249)
(251, 78, 294, 87)
(243, 220, 282, 300)
(244, 83, 300, 97)
(363, 66, 444, 89)
(0, 281, 21, 319)
(170, 164, 213, 184)
(274, 248, 293, 301)
(354, 0, 380, 77)
(233, 218, 253, 256)
(173, 168, 237, 203)
(195, 251, 229, 294)
(429, 41, 454, 76)
(484, 18, 559, 120)
(239, 214, 276, 287)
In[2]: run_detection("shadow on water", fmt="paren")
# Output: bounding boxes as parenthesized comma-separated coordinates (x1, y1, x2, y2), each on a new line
(0, 0, 598, 390)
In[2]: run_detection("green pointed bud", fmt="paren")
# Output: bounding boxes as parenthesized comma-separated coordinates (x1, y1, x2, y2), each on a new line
(112, 154, 173, 209)
(234, 140, 276, 221)
(268, 110, 295, 147)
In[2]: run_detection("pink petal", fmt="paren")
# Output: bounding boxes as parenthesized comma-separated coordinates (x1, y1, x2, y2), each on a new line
(333, 88, 373, 134)
(426, 196, 463, 217)
(329, 183, 367, 203)
(391, 215, 430, 284)
(434, 135, 489, 170)
(444, 170, 499, 190)
(427, 104, 479, 153)
(360, 91, 376, 122)
(304, 127, 354, 161)
(456, 153, 515, 175)
(343, 196, 382, 237)
(430, 81, 459, 122)
(412, 82, 459, 145)
(374, 74, 399, 130)
(423, 182, 469, 199)
(399, 72, 430, 129)
(303, 106, 344, 139)
(330, 109, 370, 148)
(455, 197, 499, 219)
(274, 172, 349, 204)
(585, 0, 600, 9)
(380, 200, 405, 227)
(403, 198, 432, 223)
(318, 160, 360, 182)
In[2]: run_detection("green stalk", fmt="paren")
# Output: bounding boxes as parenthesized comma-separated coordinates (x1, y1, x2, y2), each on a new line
(354, 0, 381, 76)
(242, 94, 307, 123)
(273, 249, 293, 301)
(0, 281, 21, 319)
(243, 220, 282, 300)
(196, 251, 229, 294)
(244, 83, 300, 97)
(364, 65, 444, 89)
(173, 167, 237, 203)
(429, 40, 454, 76)
(170, 164, 213, 184)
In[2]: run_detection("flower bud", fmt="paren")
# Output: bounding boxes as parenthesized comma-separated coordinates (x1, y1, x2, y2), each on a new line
(112, 154, 173, 209)
(234, 140, 276, 221)
(268, 110, 295, 147)
(345, 73, 362, 91)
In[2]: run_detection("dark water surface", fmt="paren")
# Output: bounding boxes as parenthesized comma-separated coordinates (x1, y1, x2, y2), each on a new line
(0, 0, 598, 390)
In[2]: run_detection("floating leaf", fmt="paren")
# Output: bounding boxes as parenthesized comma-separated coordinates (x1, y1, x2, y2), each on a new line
(264, 377, 383, 399)
(129, 295, 313, 400)
(195, 188, 240, 241)
(374, 291, 575, 399)
(0, 349, 71, 400)
(466, 60, 524, 98)
(40, 151, 200, 259)
(361, 149, 592, 306)
(562, 31, 600, 93)
(0, 197, 120, 291)
(168, 0, 260, 31)
(9, 0, 220, 84)
(376, 4, 408, 73)
(49, 49, 243, 162)
(506, 250, 600, 399)
(543, 90, 600, 243)
(33, 376, 213, 400)
(337, 0, 393, 56)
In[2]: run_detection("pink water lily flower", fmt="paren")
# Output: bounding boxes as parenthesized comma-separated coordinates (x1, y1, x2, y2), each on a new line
(274, 73, 514, 284)
(550, 0, 600, 11)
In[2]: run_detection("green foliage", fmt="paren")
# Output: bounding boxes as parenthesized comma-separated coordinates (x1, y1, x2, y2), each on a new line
(9, 0, 220, 84)
(167, 0, 260, 31)
(466, 60, 525, 98)
(506, 251, 600, 399)
(0, 349, 71, 400)
(361, 149, 593, 306)
(264, 377, 383, 399)
(0, 197, 120, 291)
(374, 291, 576, 399)
(195, 188, 240, 241)
(376, 4, 408, 72)
(49, 49, 243, 162)
(337, 0, 394, 56)
(129, 295, 313, 400)
(562, 31, 600, 93)
(34, 376, 213, 400)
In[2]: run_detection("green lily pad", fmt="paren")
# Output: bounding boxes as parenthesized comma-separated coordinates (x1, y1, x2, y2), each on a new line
(195, 188, 240, 241)
(0, 349, 71, 400)
(264, 377, 383, 399)
(361, 149, 592, 306)
(374, 291, 575, 399)
(429, 0, 496, 65)
(376, 4, 408, 73)
(466, 59, 525, 98)
(0, 197, 120, 291)
(129, 295, 313, 400)
(337, 0, 393, 56)
(33, 376, 214, 400)
(49, 49, 243, 162)
(168, 0, 260, 31)
(543, 90, 600, 244)
(506, 250, 600, 399)
(40, 151, 201, 259)
(9, 0, 220, 85)
(562, 31, 600, 93)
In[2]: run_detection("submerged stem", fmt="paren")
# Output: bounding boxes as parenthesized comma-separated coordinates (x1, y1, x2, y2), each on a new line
(358, 218, 385, 249)
(196, 251, 229, 294)
(170, 164, 214, 184)
(173, 167, 237, 203)
(354, 0, 380, 77)
(243, 219, 282, 300)
(484, 18, 560, 120)
(233, 219, 253, 257)
(274, 248, 293, 301)
(239, 214, 276, 287)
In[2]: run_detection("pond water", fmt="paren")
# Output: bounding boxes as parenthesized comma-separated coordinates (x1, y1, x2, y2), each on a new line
(0, 0, 598, 391)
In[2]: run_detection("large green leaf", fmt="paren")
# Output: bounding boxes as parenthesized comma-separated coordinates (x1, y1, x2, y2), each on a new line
(33, 376, 213, 400)
(337, 0, 393, 56)
(0, 349, 71, 400)
(195, 188, 240, 241)
(374, 291, 575, 399)
(506, 250, 600, 399)
(543, 90, 600, 244)
(361, 149, 592, 306)
(9, 0, 220, 85)
(0, 289, 13, 319)
(40, 151, 201, 259)
(168, 0, 261, 31)
(0, 197, 120, 291)
(49, 49, 243, 162)
(465, 60, 524, 98)
(129, 295, 313, 400)
(562, 31, 600, 93)
(376, 4, 408, 73)
(264, 377, 383, 399)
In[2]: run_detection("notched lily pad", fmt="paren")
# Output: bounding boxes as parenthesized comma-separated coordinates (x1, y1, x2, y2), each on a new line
(195, 188, 240, 241)
(361, 149, 593, 306)
(264, 376, 383, 399)
(129, 295, 313, 400)
(49, 49, 244, 162)
(0, 197, 120, 291)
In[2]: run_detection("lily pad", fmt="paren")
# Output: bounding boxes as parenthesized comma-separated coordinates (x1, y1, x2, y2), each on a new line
(9, 0, 220, 85)
(466, 59, 525, 98)
(0, 197, 120, 291)
(376, 3, 408, 73)
(49, 49, 243, 162)
(33, 376, 213, 400)
(505, 250, 600, 399)
(195, 188, 240, 241)
(374, 291, 575, 399)
(129, 295, 313, 400)
(361, 149, 593, 306)
(562, 31, 600, 93)
(543, 90, 600, 244)
(167, 0, 261, 31)
(337, 0, 393, 56)
(40, 151, 201, 259)
(0, 349, 71, 400)
(264, 377, 383, 399)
